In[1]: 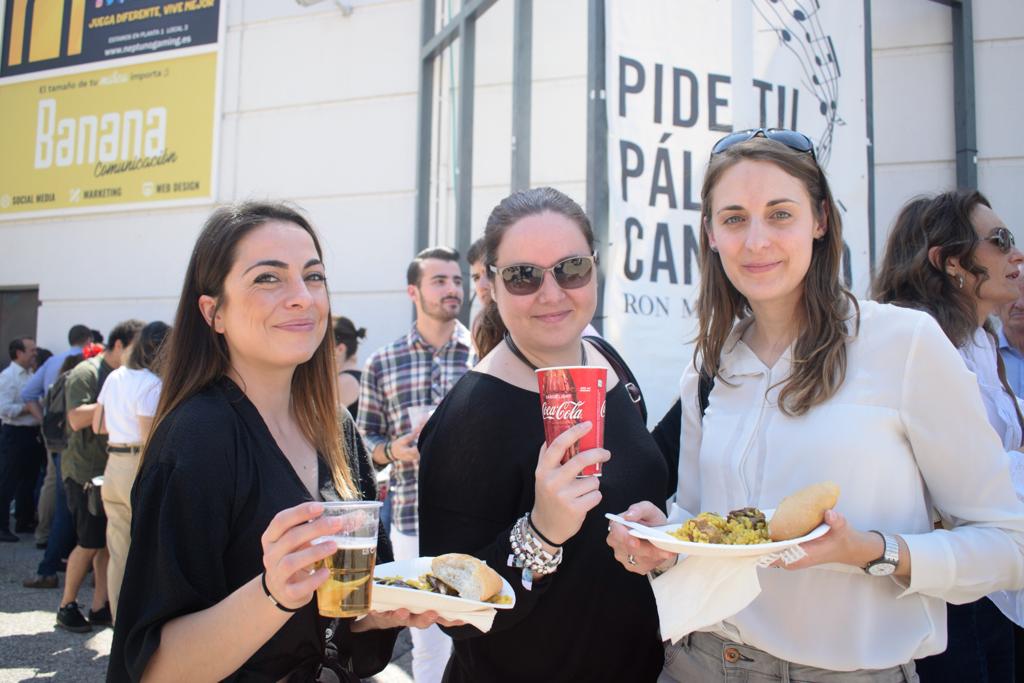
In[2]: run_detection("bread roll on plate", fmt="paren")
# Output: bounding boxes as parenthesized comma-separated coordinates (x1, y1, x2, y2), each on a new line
(431, 553, 503, 602)
(769, 481, 840, 541)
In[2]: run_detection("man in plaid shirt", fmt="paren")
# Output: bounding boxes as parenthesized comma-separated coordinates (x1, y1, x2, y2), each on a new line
(357, 245, 475, 683)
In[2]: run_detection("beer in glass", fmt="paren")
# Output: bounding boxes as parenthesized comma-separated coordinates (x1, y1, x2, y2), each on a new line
(314, 500, 382, 618)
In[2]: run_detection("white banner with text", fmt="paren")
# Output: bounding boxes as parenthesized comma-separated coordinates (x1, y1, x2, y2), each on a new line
(603, 0, 870, 420)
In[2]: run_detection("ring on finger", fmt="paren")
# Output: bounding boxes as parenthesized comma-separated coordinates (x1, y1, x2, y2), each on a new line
(627, 554, 638, 566)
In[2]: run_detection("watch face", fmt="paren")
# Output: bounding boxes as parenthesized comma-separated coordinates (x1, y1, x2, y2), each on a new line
(867, 562, 896, 577)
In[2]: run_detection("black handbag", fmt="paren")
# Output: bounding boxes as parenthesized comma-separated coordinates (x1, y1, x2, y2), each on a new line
(84, 478, 103, 517)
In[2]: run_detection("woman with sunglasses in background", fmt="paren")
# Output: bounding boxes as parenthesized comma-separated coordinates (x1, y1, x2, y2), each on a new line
(608, 129, 1024, 682)
(874, 190, 1024, 683)
(417, 187, 667, 682)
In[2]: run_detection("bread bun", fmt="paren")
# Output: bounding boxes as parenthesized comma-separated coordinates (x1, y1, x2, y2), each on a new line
(431, 553, 503, 602)
(769, 481, 840, 541)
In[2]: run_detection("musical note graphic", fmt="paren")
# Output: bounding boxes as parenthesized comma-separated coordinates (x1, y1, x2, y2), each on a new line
(752, 0, 843, 167)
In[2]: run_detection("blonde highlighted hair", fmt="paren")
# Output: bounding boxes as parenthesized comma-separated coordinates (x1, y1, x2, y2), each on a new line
(144, 202, 358, 499)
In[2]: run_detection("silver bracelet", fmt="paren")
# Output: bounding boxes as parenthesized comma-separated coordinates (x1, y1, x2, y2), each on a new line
(508, 514, 562, 589)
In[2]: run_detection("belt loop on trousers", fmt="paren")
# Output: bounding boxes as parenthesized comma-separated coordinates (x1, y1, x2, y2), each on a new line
(779, 658, 790, 683)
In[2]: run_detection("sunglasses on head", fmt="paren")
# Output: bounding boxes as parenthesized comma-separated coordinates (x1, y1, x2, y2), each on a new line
(489, 253, 598, 296)
(711, 128, 817, 159)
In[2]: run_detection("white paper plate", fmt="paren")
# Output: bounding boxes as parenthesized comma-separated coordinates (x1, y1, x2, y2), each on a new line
(371, 557, 516, 614)
(626, 509, 830, 557)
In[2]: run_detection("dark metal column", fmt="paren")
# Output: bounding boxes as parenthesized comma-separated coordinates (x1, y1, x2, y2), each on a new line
(414, 0, 437, 254)
(511, 0, 533, 192)
(455, 18, 476, 324)
(863, 0, 877, 275)
(586, 0, 608, 334)
(951, 0, 978, 189)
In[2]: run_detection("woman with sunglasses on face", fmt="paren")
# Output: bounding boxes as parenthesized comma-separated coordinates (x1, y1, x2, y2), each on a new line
(874, 190, 1024, 683)
(107, 203, 446, 683)
(417, 188, 667, 682)
(607, 130, 1024, 682)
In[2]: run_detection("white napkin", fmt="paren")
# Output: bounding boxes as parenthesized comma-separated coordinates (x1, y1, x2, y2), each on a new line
(369, 592, 498, 633)
(652, 546, 807, 644)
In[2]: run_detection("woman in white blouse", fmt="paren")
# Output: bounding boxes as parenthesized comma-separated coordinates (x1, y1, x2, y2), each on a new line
(94, 320, 170, 621)
(607, 129, 1024, 682)
(874, 190, 1024, 682)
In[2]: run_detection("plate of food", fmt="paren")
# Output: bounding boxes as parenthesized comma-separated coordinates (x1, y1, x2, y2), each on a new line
(625, 482, 839, 557)
(371, 554, 516, 614)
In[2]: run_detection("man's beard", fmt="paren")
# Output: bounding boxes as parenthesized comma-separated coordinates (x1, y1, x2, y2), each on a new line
(419, 290, 461, 322)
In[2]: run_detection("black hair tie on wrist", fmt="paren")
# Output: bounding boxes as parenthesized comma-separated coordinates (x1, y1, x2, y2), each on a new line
(527, 512, 562, 548)
(261, 571, 304, 613)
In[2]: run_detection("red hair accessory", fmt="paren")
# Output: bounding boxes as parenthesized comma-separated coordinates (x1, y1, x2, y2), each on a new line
(82, 343, 104, 359)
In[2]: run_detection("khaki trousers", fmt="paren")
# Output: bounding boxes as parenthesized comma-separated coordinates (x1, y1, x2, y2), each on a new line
(35, 452, 57, 544)
(101, 448, 141, 621)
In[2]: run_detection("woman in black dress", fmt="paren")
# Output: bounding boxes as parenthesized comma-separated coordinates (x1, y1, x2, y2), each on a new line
(108, 202, 442, 682)
(418, 187, 667, 682)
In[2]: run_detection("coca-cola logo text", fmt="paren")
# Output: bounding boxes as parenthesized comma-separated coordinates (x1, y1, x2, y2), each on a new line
(542, 400, 584, 421)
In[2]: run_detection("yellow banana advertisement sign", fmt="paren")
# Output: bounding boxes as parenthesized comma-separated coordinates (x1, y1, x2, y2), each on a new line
(0, 50, 217, 217)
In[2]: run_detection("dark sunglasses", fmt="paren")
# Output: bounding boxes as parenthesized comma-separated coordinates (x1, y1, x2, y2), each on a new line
(711, 128, 817, 159)
(489, 253, 598, 296)
(982, 226, 1016, 254)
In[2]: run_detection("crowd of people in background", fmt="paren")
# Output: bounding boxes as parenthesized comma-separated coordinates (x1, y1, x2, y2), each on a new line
(2, 128, 1024, 682)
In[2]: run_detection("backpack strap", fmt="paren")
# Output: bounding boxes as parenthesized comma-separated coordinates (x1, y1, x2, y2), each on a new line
(584, 335, 647, 424)
(698, 371, 714, 419)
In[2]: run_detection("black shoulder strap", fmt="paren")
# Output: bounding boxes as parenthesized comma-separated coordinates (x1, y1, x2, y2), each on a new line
(698, 371, 714, 419)
(584, 335, 647, 424)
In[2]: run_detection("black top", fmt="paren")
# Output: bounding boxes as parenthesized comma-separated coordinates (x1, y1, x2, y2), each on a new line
(651, 399, 682, 498)
(107, 377, 397, 683)
(418, 372, 667, 683)
(340, 369, 362, 419)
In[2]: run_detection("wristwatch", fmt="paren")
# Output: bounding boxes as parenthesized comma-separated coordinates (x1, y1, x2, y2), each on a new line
(863, 530, 899, 576)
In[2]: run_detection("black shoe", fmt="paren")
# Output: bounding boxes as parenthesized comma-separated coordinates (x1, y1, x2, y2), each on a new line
(35, 541, 48, 549)
(56, 602, 92, 633)
(0, 529, 17, 543)
(57, 559, 67, 573)
(15, 522, 36, 533)
(23, 574, 58, 589)
(88, 603, 112, 627)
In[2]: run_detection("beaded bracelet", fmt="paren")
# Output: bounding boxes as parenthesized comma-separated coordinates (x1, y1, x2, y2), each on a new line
(508, 514, 562, 589)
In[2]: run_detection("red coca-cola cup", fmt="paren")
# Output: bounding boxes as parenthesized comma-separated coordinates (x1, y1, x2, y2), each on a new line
(536, 366, 607, 477)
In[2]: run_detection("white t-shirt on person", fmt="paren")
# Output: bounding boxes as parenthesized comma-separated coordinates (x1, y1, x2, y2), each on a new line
(97, 367, 162, 444)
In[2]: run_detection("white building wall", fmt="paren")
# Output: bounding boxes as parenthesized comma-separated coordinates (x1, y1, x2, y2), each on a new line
(871, 0, 1024, 253)
(1, 0, 1021, 354)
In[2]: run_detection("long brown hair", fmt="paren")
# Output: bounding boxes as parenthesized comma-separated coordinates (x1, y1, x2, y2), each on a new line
(126, 321, 171, 374)
(472, 309, 504, 358)
(873, 190, 1024, 441)
(873, 190, 992, 348)
(144, 202, 357, 499)
(481, 187, 595, 344)
(696, 136, 858, 416)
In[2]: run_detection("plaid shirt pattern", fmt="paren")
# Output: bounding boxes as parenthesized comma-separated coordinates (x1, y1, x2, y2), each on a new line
(356, 322, 476, 535)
